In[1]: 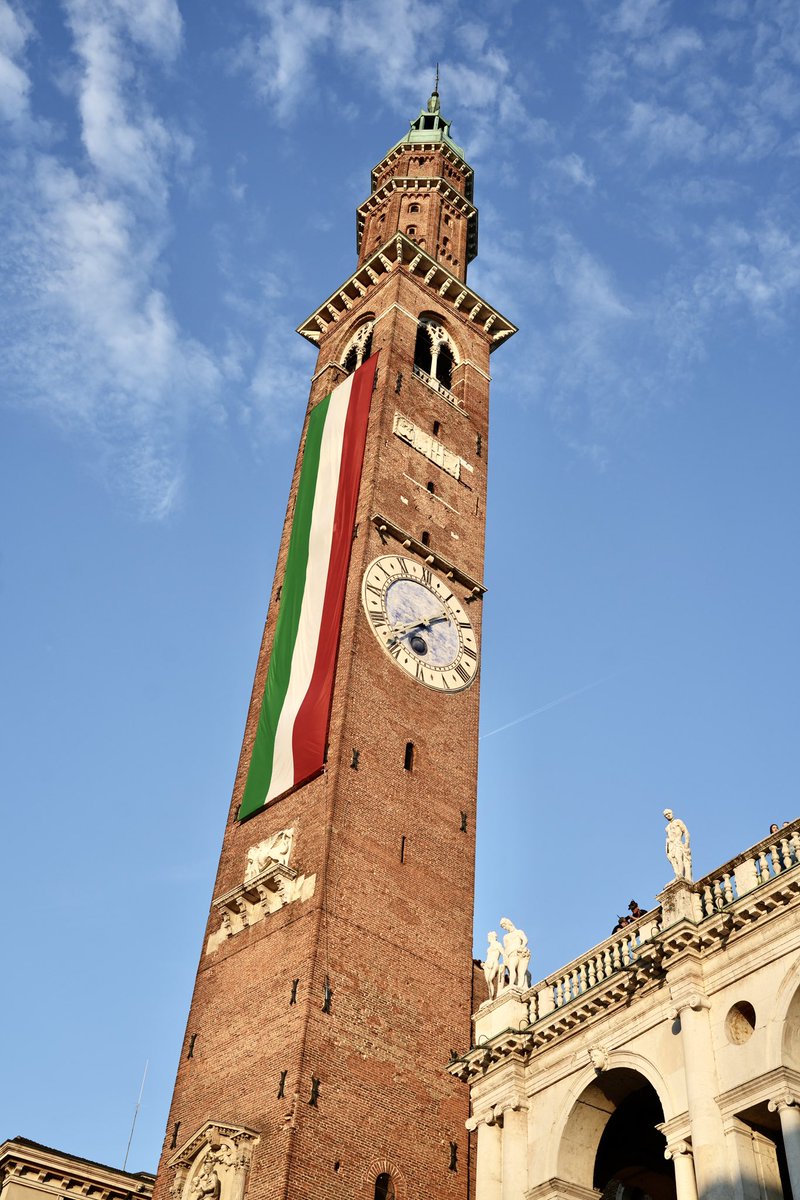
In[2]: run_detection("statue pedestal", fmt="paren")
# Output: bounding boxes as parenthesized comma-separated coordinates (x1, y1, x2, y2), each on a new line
(474, 989, 530, 1043)
(658, 877, 699, 927)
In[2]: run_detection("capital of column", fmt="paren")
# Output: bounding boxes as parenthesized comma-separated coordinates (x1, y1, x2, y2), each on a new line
(665, 1140, 693, 1161)
(768, 1095, 800, 1115)
(669, 992, 710, 1019)
(466, 1098, 527, 1130)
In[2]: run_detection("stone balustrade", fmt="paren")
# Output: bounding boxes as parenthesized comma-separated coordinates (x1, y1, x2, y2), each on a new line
(696, 821, 800, 918)
(533, 911, 661, 1023)
(461, 818, 800, 1065)
(412, 363, 462, 408)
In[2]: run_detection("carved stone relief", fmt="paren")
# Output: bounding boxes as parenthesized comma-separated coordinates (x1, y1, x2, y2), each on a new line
(244, 829, 293, 881)
(169, 1123, 259, 1200)
(393, 411, 466, 481)
(206, 828, 316, 955)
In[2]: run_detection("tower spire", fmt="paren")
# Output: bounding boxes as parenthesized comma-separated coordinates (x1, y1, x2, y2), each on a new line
(428, 64, 441, 114)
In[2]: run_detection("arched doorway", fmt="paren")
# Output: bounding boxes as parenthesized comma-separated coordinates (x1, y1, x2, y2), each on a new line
(559, 1068, 676, 1200)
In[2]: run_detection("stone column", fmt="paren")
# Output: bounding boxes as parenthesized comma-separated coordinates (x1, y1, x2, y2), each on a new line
(665, 1141, 699, 1200)
(768, 1098, 800, 1198)
(472, 1117, 502, 1200)
(499, 1104, 528, 1200)
(672, 995, 730, 1199)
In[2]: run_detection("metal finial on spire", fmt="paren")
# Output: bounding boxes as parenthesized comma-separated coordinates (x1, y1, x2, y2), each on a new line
(428, 64, 441, 114)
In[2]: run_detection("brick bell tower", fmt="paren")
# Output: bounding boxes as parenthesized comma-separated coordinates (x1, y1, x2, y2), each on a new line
(153, 87, 515, 1200)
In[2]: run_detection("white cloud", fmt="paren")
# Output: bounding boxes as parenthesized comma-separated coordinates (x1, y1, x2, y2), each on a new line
(232, 0, 539, 157)
(626, 100, 707, 162)
(1, 154, 220, 518)
(0, 0, 32, 123)
(551, 153, 595, 190)
(0, 0, 224, 518)
(64, 0, 187, 201)
(234, 0, 335, 121)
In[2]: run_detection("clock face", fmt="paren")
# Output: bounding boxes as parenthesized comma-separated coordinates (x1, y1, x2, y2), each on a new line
(361, 554, 479, 691)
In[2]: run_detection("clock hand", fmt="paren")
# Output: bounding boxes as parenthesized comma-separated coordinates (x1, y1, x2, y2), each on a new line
(387, 612, 448, 645)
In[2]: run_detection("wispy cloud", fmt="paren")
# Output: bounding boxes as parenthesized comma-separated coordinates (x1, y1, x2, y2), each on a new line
(0, 0, 32, 123)
(0, 0, 223, 518)
(232, 0, 539, 156)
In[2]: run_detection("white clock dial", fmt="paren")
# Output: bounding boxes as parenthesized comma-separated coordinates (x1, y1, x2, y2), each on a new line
(362, 555, 479, 691)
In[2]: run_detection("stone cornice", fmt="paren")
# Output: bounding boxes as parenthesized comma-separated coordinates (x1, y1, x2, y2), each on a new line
(716, 1067, 800, 1123)
(370, 143, 474, 201)
(296, 234, 516, 350)
(356, 177, 478, 260)
(0, 1141, 152, 1200)
(168, 1123, 259, 1170)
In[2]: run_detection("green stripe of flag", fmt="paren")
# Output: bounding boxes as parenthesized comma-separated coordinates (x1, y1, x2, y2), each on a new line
(239, 393, 331, 819)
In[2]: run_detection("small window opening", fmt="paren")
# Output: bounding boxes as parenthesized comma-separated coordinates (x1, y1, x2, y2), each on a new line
(170, 1122, 181, 1150)
(322, 977, 332, 1013)
(423, 115, 435, 130)
(400, 835, 406, 863)
(290, 978, 299, 1005)
(436, 344, 454, 390)
(460, 811, 468, 832)
(352, 522, 359, 539)
(427, 481, 435, 494)
(309, 1077, 321, 1107)
(414, 323, 432, 375)
(409, 203, 420, 214)
(433, 420, 440, 436)
(444, 213, 451, 225)
(375, 1175, 395, 1200)
(277, 1070, 287, 1099)
(187, 1033, 197, 1059)
(395, 371, 403, 394)
(449, 1143, 458, 1172)
(476, 432, 482, 457)
(276, 585, 282, 602)
(350, 748, 360, 770)
(442, 236, 450, 248)
(404, 741, 414, 771)
(407, 226, 417, 237)
(421, 530, 430, 547)
(334, 1162, 342, 1174)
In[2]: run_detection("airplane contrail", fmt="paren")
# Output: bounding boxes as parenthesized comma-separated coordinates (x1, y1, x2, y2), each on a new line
(479, 672, 619, 740)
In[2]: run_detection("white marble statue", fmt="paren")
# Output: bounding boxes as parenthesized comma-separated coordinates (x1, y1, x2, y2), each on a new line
(664, 808, 693, 881)
(500, 917, 531, 989)
(483, 931, 503, 1000)
(244, 829, 293, 881)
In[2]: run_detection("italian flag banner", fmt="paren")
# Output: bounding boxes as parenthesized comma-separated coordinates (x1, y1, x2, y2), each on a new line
(238, 354, 378, 820)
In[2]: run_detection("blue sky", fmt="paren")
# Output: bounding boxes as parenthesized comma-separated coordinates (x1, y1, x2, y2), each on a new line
(2, 0, 800, 1176)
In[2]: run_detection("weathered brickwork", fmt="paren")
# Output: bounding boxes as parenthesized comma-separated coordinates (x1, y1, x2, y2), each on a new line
(153, 97, 512, 1200)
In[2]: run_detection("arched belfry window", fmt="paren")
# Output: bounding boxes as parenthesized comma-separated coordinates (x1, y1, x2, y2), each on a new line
(413, 315, 459, 389)
(374, 1174, 395, 1200)
(340, 320, 374, 376)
